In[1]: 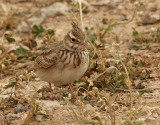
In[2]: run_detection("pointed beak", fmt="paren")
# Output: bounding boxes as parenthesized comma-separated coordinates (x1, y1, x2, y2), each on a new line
(81, 41, 88, 48)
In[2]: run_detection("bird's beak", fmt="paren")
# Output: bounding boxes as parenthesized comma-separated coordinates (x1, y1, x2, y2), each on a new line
(81, 41, 88, 48)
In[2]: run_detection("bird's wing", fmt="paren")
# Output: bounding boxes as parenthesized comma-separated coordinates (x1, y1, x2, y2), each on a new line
(34, 43, 60, 69)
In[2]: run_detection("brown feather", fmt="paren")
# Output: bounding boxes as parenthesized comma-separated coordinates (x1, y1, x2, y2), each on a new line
(34, 42, 61, 69)
(71, 22, 85, 41)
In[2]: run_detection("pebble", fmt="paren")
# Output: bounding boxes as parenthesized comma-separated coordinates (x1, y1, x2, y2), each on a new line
(36, 39, 44, 49)
(13, 37, 22, 43)
(84, 104, 95, 113)
(16, 21, 30, 33)
(14, 104, 26, 114)
(112, 27, 123, 34)
(152, 113, 158, 118)
(151, 14, 160, 21)
(43, 100, 61, 108)
(136, 117, 146, 122)
(39, 100, 61, 114)
(27, 2, 69, 26)
(6, 113, 19, 122)
(35, 115, 43, 122)
(142, 14, 160, 25)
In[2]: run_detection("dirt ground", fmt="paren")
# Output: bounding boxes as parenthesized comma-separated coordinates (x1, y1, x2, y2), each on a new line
(0, 0, 160, 125)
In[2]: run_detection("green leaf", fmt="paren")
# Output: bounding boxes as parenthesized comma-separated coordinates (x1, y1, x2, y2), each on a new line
(132, 27, 139, 37)
(41, 45, 46, 50)
(104, 28, 112, 33)
(63, 92, 69, 97)
(138, 90, 146, 97)
(16, 46, 28, 55)
(32, 25, 44, 37)
(85, 27, 95, 41)
(47, 29, 55, 36)
(89, 51, 94, 58)
(137, 61, 143, 67)
(5, 82, 17, 88)
(112, 70, 116, 75)
(6, 37, 15, 43)
(30, 55, 37, 61)
(156, 28, 160, 40)
(113, 81, 118, 89)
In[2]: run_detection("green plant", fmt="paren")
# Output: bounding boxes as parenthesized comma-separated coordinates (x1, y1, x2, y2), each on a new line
(32, 25, 44, 37)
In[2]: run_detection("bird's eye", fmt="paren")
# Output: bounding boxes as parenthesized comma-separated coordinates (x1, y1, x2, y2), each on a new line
(71, 38, 76, 42)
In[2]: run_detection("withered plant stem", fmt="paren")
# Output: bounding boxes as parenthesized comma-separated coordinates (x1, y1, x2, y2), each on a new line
(78, 0, 84, 28)
(115, 36, 133, 109)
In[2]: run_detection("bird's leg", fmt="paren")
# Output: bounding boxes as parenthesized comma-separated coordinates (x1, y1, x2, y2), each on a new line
(68, 83, 73, 94)
(49, 83, 54, 100)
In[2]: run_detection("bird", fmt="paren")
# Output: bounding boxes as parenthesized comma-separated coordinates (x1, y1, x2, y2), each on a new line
(34, 22, 89, 96)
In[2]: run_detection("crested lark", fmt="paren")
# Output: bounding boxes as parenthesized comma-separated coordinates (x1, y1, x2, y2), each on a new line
(34, 22, 89, 90)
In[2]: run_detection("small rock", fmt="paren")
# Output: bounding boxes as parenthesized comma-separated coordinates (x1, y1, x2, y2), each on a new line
(142, 14, 153, 25)
(151, 14, 160, 21)
(84, 104, 95, 113)
(36, 39, 44, 49)
(112, 27, 123, 34)
(14, 104, 26, 114)
(35, 115, 43, 122)
(136, 117, 146, 122)
(137, 11, 144, 16)
(142, 14, 160, 25)
(40, 100, 61, 108)
(16, 21, 30, 33)
(48, 100, 61, 108)
(152, 113, 158, 118)
(39, 100, 61, 113)
(27, 2, 69, 26)
(117, 5, 124, 10)
(13, 37, 22, 43)
(150, 27, 157, 31)
(6, 113, 19, 122)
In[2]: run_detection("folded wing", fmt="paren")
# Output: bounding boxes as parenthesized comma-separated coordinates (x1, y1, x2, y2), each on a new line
(34, 45, 59, 69)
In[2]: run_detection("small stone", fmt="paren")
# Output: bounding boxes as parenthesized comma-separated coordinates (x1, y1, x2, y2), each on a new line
(7, 113, 19, 119)
(36, 39, 44, 48)
(136, 117, 146, 122)
(152, 113, 158, 118)
(27, 2, 69, 26)
(117, 5, 124, 10)
(137, 11, 143, 16)
(150, 27, 157, 31)
(35, 115, 43, 122)
(84, 104, 95, 113)
(151, 14, 160, 21)
(142, 14, 153, 25)
(4, 31, 13, 37)
(142, 14, 160, 25)
(16, 21, 30, 33)
(50, 100, 60, 107)
(41, 100, 60, 108)
(112, 27, 123, 34)
(13, 37, 22, 43)
(14, 104, 26, 114)
(39, 100, 61, 114)
(6, 113, 19, 122)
